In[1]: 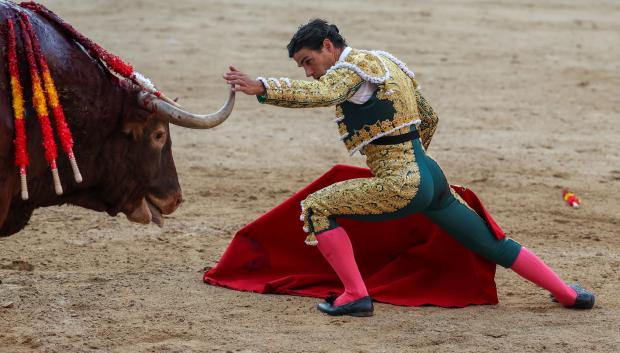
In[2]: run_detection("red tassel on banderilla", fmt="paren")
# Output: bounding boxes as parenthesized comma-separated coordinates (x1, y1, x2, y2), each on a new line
(6, 19, 29, 200)
(18, 15, 62, 194)
(20, 13, 82, 185)
(5, 14, 82, 199)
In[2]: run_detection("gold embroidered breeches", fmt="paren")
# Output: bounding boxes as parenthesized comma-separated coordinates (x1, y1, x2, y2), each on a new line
(301, 134, 431, 245)
(299, 131, 523, 268)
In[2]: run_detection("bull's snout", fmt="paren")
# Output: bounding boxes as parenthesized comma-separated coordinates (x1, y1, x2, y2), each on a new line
(147, 190, 183, 215)
(166, 190, 183, 214)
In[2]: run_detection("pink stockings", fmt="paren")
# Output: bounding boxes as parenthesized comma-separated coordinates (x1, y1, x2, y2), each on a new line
(511, 247, 577, 306)
(316, 227, 368, 306)
(316, 227, 577, 307)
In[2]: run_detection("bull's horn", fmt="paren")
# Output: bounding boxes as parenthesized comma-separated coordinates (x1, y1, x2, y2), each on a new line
(138, 88, 235, 129)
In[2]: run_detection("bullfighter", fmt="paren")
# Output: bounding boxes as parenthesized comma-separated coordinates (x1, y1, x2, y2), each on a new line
(223, 19, 595, 316)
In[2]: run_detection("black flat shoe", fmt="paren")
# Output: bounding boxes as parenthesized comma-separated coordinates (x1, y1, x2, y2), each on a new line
(565, 284, 595, 309)
(317, 296, 374, 317)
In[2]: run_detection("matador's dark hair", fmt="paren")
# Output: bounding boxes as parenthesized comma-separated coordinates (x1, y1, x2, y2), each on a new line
(287, 19, 347, 58)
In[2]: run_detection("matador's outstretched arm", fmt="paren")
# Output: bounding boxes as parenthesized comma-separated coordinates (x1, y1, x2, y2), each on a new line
(224, 66, 363, 108)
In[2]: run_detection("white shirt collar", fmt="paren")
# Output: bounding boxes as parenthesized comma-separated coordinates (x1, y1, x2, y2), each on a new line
(338, 46, 352, 62)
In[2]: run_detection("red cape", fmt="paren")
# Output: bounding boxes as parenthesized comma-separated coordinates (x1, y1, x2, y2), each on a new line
(204, 165, 504, 307)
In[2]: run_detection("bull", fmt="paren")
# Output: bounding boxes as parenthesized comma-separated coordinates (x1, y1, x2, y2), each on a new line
(0, 1, 234, 236)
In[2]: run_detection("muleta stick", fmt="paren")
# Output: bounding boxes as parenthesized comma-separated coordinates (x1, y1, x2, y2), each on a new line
(19, 1, 180, 107)
(17, 16, 62, 195)
(20, 12, 82, 183)
(6, 19, 29, 200)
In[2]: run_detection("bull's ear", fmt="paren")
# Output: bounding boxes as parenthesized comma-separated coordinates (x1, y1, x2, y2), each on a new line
(122, 108, 152, 139)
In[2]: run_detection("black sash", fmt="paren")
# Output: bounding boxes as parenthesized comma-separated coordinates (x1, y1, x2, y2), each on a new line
(370, 129, 420, 145)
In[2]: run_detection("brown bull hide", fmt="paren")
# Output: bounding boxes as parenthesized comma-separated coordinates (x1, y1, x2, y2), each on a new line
(0, 1, 182, 236)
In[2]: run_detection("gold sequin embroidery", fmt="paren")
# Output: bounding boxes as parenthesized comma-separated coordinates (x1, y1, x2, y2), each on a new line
(415, 90, 439, 150)
(301, 140, 420, 244)
(260, 49, 437, 153)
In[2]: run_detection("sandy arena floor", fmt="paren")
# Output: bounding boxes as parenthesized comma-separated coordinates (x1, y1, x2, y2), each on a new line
(1, 0, 619, 352)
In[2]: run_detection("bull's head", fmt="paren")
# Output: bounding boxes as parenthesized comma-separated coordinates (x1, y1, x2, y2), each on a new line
(0, 3, 237, 237)
(96, 83, 235, 227)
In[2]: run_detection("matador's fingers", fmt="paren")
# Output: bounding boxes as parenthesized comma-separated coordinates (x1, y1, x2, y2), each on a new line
(226, 78, 250, 87)
(233, 85, 256, 94)
(224, 70, 243, 76)
(224, 72, 249, 81)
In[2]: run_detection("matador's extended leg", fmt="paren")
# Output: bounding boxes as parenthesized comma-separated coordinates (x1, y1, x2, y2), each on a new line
(303, 128, 593, 311)
(420, 155, 592, 308)
(302, 135, 432, 312)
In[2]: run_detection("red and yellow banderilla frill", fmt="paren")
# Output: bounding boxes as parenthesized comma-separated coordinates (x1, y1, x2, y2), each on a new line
(20, 12, 82, 183)
(17, 16, 62, 195)
(6, 18, 29, 200)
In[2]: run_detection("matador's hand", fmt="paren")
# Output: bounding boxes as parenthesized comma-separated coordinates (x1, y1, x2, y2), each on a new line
(223, 66, 266, 96)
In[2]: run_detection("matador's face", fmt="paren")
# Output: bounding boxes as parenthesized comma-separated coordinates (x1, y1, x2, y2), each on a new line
(293, 39, 341, 80)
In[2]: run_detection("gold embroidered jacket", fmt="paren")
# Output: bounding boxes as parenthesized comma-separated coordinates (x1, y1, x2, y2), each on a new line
(257, 48, 438, 154)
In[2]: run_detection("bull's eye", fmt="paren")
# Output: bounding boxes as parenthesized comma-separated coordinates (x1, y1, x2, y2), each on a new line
(150, 123, 167, 149)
